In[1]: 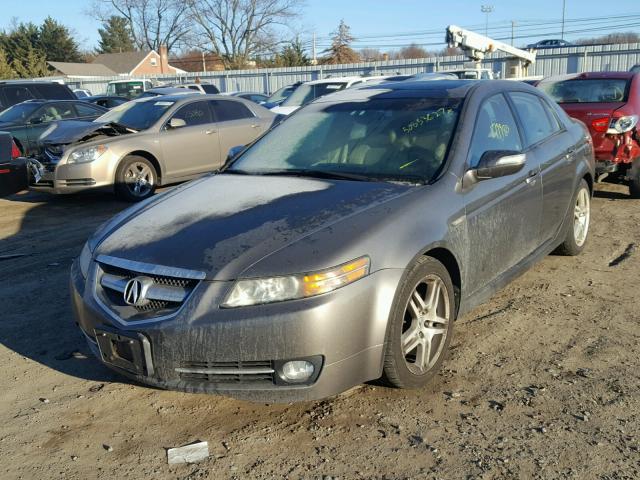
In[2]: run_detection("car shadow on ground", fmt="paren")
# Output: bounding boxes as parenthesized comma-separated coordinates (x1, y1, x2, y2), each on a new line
(0, 189, 141, 383)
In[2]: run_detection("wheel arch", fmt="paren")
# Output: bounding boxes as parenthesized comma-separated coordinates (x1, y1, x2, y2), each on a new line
(582, 171, 594, 195)
(117, 150, 162, 183)
(422, 246, 462, 314)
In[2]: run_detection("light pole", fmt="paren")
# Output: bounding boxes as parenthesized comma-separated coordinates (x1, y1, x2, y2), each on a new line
(561, 0, 567, 40)
(481, 5, 494, 37)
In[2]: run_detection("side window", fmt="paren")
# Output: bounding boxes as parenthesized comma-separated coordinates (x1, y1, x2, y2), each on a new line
(210, 100, 254, 122)
(75, 103, 104, 117)
(469, 94, 522, 168)
(31, 103, 76, 123)
(509, 92, 558, 147)
(3, 86, 35, 107)
(170, 101, 213, 126)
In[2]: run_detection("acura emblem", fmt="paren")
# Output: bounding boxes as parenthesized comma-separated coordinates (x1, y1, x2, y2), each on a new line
(123, 276, 154, 306)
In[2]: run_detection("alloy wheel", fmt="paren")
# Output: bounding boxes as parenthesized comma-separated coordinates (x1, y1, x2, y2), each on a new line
(401, 274, 450, 375)
(573, 187, 590, 247)
(124, 162, 154, 198)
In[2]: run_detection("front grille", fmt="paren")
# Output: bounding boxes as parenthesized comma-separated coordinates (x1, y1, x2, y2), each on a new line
(94, 255, 203, 322)
(177, 360, 275, 384)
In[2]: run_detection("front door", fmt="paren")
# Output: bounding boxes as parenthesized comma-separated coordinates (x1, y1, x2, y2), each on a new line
(507, 92, 576, 243)
(160, 100, 221, 179)
(463, 93, 543, 291)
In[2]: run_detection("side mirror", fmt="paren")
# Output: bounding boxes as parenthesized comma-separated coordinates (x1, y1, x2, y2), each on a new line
(472, 150, 526, 180)
(168, 117, 187, 129)
(226, 145, 245, 162)
(29, 117, 44, 125)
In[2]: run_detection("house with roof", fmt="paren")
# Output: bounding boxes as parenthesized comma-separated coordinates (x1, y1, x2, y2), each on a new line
(48, 46, 185, 79)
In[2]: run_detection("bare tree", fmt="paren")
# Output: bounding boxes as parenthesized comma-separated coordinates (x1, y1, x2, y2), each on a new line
(92, 0, 191, 52)
(186, 0, 303, 68)
(395, 43, 430, 60)
(359, 48, 384, 61)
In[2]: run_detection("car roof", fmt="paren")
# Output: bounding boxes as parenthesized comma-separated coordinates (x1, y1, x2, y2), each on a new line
(541, 72, 636, 83)
(312, 79, 479, 103)
(305, 76, 365, 85)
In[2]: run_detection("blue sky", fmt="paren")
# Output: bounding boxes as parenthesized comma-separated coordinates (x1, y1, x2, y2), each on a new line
(2, 0, 639, 52)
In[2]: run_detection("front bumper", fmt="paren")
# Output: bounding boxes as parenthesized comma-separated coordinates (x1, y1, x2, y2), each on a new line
(70, 259, 404, 403)
(30, 154, 117, 194)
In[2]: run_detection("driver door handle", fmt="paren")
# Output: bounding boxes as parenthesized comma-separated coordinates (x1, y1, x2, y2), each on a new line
(205, 129, 217, 135)
(525, 169, 539, 185)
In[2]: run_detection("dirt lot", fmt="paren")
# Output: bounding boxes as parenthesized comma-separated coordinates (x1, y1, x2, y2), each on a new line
(0, 183, 638, 480)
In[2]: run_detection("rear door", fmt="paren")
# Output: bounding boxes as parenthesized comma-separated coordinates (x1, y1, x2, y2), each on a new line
(508, 92, 576, 243)
(210, 99, 266, 167)
(160, 100, 220, 178)
(463, 93, 543, 289)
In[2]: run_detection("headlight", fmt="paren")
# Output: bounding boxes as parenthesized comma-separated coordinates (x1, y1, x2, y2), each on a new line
(68, 145, 108, 164)
(608, 115, 639, 134)
(222, 256, 370, 308)
(79, 243, 92, 278)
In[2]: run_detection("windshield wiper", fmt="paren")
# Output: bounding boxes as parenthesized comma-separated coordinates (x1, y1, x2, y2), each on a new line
(223, 168, 426, 185)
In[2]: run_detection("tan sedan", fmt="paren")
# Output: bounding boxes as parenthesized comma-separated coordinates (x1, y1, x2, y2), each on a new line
(33, 94, 276, 201)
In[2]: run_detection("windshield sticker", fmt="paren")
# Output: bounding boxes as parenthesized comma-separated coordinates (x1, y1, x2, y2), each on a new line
(402, 107, 454, 134)
(489, 122, 510, 140)
(154, 101, 174, 106)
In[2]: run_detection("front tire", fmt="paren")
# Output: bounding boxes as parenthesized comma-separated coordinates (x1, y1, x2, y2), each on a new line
(115, 155, 157, 202)
(381, 256, 456, 389)
(555, 179, 591, 256)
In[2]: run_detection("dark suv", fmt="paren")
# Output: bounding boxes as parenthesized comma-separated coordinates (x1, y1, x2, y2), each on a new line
(539, 72, 640, 197)
(0, 81, 76, 111)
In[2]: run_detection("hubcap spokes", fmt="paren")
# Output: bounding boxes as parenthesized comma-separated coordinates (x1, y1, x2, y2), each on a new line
(573, 188, 590, 247)
(401, 275, 450, 374)
(124, 162, 153, 197)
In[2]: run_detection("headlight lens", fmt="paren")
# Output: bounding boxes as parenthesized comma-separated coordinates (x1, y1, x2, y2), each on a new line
(79, 243, 92, 278)
(608, 115, 639, 134)
(68, 145, 108, 164)
(222, 256, 370, 308)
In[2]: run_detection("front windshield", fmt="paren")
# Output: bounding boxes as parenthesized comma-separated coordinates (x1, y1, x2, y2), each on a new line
(267, 85, 294, 103)
(0, 103, 39, 124)
(95, 99, 175, 130)
(228, 98, 461, 183)
(281, 82, 348, 107)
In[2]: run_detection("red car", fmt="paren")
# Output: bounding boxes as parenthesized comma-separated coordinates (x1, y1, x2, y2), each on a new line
(539, 72, 640, 196)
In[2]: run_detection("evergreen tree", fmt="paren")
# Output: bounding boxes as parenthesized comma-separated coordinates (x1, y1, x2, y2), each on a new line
(279, 39, 310, 67)
(0, 48, 16, 79)
(97, 16, 135, 54)
(12, 45, 49, 78)
(322, 20, 360, 65)
(0, 22, 40, 66)
(38, 17, 82, 62)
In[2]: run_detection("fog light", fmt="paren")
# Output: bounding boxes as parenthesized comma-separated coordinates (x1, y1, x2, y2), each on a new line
(281, 360, 314, 382)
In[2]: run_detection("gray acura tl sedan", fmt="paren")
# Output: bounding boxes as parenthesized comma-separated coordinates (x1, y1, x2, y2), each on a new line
(71, 79, 595, 402)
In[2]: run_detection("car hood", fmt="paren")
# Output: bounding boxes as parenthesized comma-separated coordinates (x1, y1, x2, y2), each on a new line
(40, 120, 134, 145)
(270, 105, 299, 115)
(94, 173, 412, 280)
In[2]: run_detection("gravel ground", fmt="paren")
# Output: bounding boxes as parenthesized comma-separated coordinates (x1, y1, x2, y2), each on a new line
(0, 183, 638, 480)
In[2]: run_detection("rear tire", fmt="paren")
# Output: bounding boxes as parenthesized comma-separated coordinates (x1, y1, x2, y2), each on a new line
(381, 256, 456, 389)
(629, 159, 640, 198)
(115, 155, 157, 202)
(555, 179, 590, 256)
